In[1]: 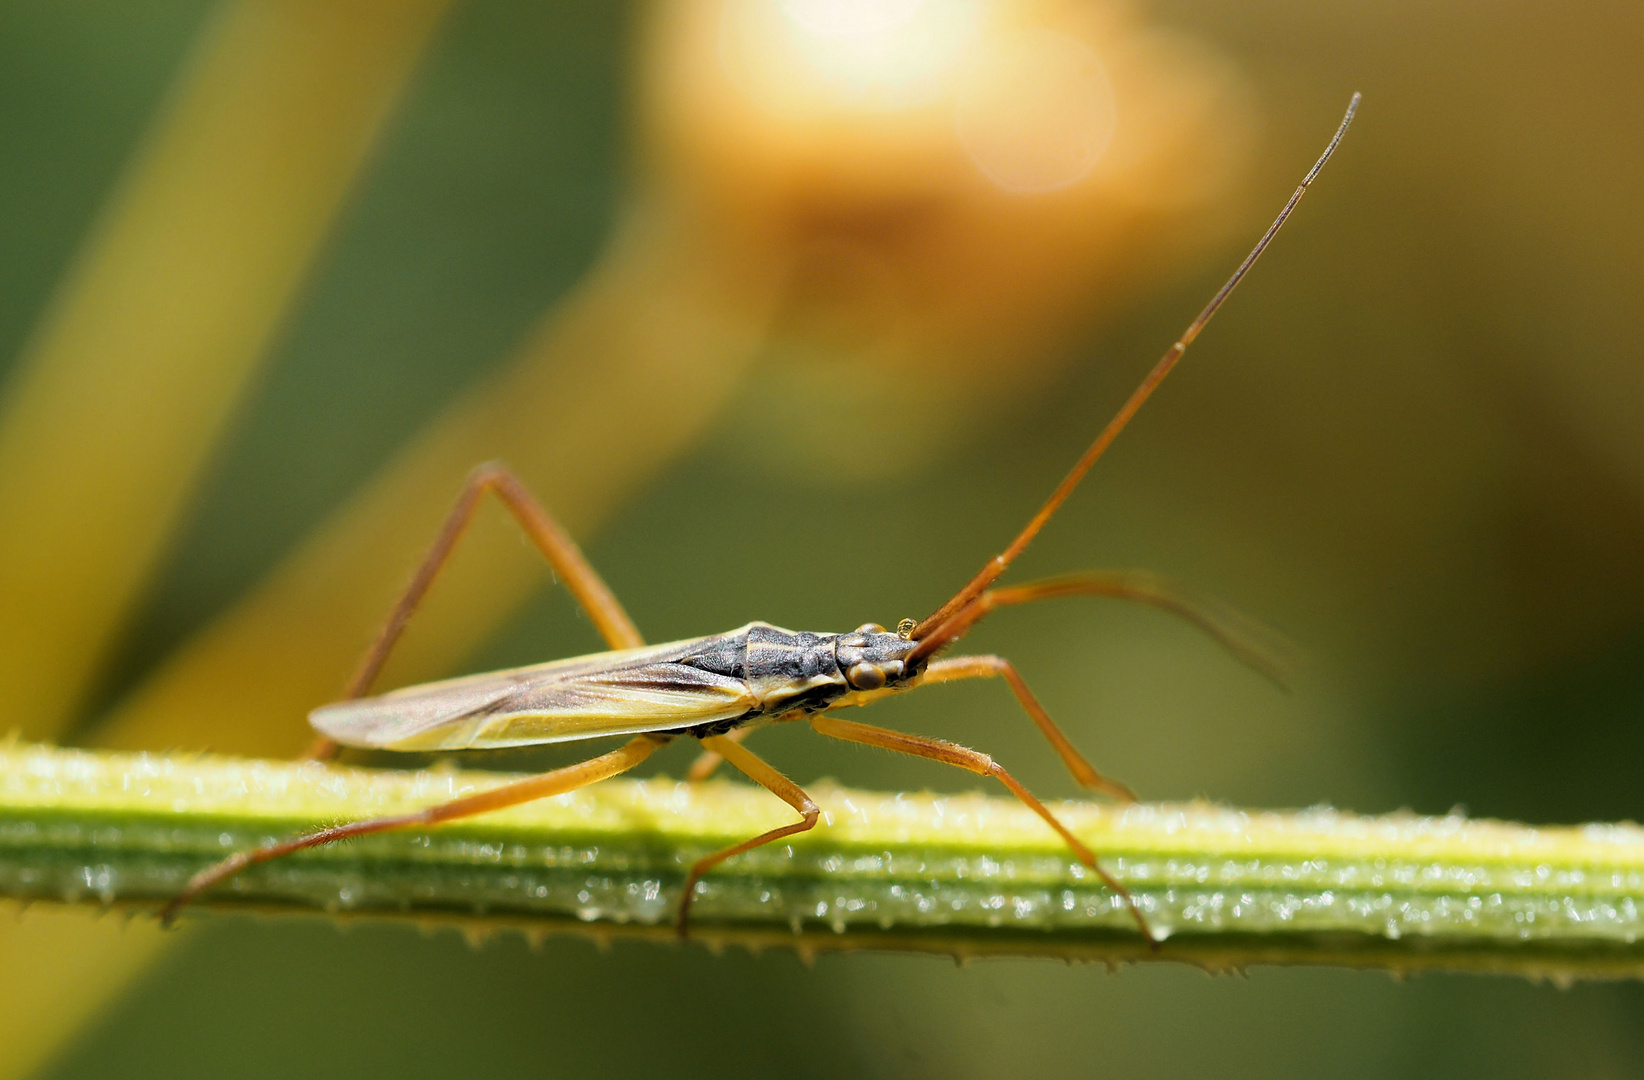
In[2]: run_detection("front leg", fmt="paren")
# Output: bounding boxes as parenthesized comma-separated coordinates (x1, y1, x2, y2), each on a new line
(685, 726, 749, 782)
(809, 714, 1153, 943)
(679, 735, 819, 935)
(915, 655, 1136, 802)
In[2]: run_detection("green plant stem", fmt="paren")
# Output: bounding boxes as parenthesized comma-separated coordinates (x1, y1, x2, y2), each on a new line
(2, 741, 1640, 979)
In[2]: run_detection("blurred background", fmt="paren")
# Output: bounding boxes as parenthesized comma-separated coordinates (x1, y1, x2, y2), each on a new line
(2, 0, 1642, 1076)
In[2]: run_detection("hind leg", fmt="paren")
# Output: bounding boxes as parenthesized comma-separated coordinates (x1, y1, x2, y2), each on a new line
(306, 461, 645, 760)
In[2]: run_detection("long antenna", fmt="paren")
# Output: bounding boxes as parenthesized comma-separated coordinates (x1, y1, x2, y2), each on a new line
(911, 93, 1361, 642)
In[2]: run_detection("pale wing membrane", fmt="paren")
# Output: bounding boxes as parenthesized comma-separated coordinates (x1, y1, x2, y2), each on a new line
(311, 636, 756, 752)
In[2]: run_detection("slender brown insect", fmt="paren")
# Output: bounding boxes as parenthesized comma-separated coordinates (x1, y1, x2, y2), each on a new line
(161, 95, 1360, 942)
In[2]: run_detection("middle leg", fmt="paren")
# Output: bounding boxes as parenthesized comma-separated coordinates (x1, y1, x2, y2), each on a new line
(685, 726, 749, 783)
(678, 734, 819, 936)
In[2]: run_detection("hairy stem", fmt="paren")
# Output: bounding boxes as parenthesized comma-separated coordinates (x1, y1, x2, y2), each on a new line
(2, 742, 1640, 980)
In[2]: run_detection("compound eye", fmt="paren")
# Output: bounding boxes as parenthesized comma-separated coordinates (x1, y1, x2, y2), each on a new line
(855, 623, 886, 635)
(846, 663, 887, 691)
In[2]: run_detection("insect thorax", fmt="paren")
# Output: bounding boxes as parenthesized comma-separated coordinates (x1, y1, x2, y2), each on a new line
(677, 621, 919, 736)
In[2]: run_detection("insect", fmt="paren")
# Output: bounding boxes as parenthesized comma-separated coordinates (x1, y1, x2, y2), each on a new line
(161, 95, 1360, 942)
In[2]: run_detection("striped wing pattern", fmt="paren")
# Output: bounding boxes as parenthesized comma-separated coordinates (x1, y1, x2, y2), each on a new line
(309, 636, 757, 752)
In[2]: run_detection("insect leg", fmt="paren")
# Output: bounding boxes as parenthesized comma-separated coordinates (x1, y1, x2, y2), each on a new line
(809, 714, 1154, 943)
(305, 461, 644, 759)
(915, 655, 1135, 802)
(677, 734, 819, 936)
(160, 734, 665, 925)
(685, 726, 748, 782)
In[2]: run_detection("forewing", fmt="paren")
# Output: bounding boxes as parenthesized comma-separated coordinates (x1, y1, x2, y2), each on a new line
(310, 637, 756, 751)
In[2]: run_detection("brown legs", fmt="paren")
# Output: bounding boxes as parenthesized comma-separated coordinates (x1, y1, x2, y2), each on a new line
(685, 727, 742, 783)
(164, 463, 655, 922)
(695, 571, 1287, 788)
(303, 461, 644, 760)
(892, 569, 1299, 802)
(160, 734, 665, 925)
(687, 649, 1136, 795)
(916, 655, 1136, 801)
(683, 720, 1152, 941)
(810, 714, 1154, 943)
(171, 718, 1147, 939)
(171, 725, 818, 934)
(185, 464, 1173, 936)
(677, 735, 819, 935)
(168, 726, 813, 935)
